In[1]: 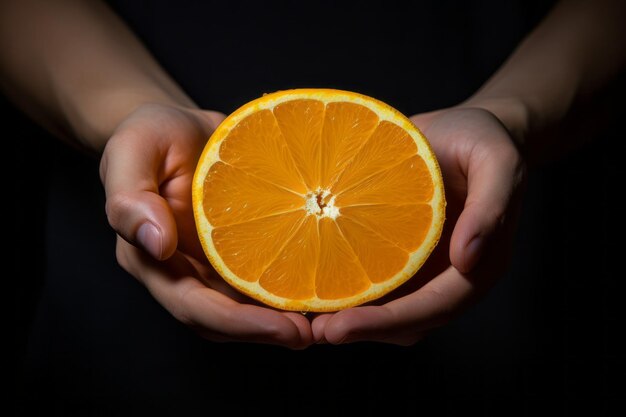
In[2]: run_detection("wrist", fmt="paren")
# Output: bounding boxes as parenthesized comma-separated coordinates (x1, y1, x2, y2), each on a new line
(63, 85, 196, 153)
(458, 96, 532, 148)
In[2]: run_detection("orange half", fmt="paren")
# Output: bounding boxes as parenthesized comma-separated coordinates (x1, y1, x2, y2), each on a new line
(193, 89, 445, 312)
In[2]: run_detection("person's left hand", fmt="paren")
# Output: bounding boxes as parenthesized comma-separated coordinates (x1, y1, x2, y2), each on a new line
(311, 106, 526, 345)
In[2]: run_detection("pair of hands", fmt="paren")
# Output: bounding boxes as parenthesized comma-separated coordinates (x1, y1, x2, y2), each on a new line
(99, 102, 525, 349)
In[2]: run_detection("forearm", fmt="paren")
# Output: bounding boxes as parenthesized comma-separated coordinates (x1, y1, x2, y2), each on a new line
(0, 0, 194, 152)
(463, 0, 626, 159)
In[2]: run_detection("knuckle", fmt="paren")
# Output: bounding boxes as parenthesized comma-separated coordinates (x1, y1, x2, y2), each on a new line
(171, 286, 198, 327)
(499, 141, 523, 170)
(174, 309, 195, 328)
(105, 192, 135, 228)
(420, 287, 456, 325)
(98, 153, 109, 183)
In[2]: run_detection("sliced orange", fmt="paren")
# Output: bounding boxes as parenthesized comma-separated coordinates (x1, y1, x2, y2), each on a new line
(192, 89, 445, 312)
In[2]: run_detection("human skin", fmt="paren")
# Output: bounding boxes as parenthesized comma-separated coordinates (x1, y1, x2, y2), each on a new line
(312, 0, 626, 344)
(2, 0, 624, 347)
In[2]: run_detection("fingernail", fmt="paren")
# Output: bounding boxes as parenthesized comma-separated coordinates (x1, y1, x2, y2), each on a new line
(137, 222, 162, 259)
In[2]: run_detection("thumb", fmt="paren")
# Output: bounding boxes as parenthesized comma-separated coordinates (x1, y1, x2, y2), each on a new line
(449, 141, 524, 273)
(100, 132, 178, 260)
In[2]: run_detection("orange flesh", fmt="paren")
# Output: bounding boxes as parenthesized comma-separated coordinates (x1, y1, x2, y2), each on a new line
(204, 99, 435, 301)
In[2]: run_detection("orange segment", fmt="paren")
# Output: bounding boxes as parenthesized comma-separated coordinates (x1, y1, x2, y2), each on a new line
(336, 216, 409, 283)
(335, 155, 434, 206)
(320, 102, 379, 188)
(219, 109, 307, 194)
(316, 218, 370, 300)
(331, 121, 418, 194)
(273, 99, 324, 190)
(203, 161, 303, 227)
(258, 216, 319, 300)
(212, 210, 306, 282)
(193, 89, 445, 312)
(341, 204, 433, 251)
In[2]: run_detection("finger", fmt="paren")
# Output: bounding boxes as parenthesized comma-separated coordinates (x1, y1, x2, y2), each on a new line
(317, 308, 429, 345)
(282, 312, 314, 349)
(450, 129, 524, 273)
(313, 313, 424, 345)
(196, 109, 227, 130)
(311, 313, 332, 343)
(100, 130, 178, 260)
(409, 110, 443, 132)
(118, 240, 312, 348)
(192, 301, 312, 349)
(320, 266, 474, 344)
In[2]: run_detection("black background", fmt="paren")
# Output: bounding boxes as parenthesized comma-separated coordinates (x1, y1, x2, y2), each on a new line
(10, 0, 625, 415)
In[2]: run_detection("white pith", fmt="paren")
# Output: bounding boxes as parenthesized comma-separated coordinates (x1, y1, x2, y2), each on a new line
(304, 188, 339, 219)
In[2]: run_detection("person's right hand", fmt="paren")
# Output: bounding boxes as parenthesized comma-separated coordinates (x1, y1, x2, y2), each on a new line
(99, 103, 313, 349)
